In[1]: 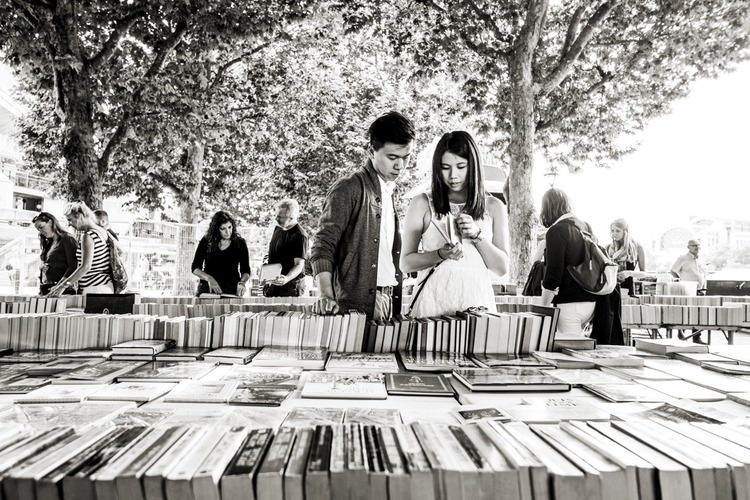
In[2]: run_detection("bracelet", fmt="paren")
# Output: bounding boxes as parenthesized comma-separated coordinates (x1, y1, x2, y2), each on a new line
(470, 227, 483, 243)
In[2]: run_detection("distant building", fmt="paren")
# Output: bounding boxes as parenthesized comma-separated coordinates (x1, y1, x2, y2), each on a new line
(660, 216, 750, 251)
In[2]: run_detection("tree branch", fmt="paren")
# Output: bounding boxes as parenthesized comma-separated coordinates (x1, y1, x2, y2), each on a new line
(99, 111, 131, 173)
(560, 6, 585, 57)
(210, 39, 276, 91)
(88, 9, 147, 70)
(9, 0, 45, 27)
(535, 0, 621, 96)
(465, 0, 515, 47)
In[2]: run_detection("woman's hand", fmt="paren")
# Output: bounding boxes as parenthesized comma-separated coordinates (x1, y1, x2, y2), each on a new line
(236, 282, 247, 296)
(207, 277, 222, 294)
(456, 214, 481, 240)
(271, 274, 290, 286)
(438, 242, 463, 261)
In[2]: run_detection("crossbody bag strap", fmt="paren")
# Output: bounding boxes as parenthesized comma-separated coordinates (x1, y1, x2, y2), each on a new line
(406, 261, 443, 316)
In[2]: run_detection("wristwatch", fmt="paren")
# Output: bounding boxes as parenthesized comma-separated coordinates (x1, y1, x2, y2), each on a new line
(470, 227, 483, 243)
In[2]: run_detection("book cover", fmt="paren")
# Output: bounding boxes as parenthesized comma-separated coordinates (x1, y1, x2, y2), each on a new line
(250, 346, 328, 370)
(531, 351, 596, 369)
(325, 351, 400, 373)
(226, 386, 294, 406)
(305, 425, 333, 500)
(86, 381, 177, 402)
(300, 372, 387, 399)
(343, 407, 403, 426)
(280, 407, 345, 427)
(155, 346, 212, 361)
(191, 427, 250, 500)
(561, 347, 645, 367)
(162, 380, 238, 403)
(452, 406, 513, 424)
(505, 397, 610, 423)
(398, 350, 477, 372)
(111, 338, 176, 355)
(221, 427, 275, 500)
(116, 360, 218, 382)
(215, 365, 301, 388)
(582, 382, 671, 403)
(52, 360, 147, 384)
(26, 357, 104, 376)
(283, 427, 315, 500)
(472, 352, 554, 368)
(14, 384, 109, 403)
(384, 373, 455, 396)
(203, 347, 259, 364)
(599, 365, 681, 381)
(636, 379, 726, 401)
(634, 338, 710, 355)
(452, 367, 571, 392)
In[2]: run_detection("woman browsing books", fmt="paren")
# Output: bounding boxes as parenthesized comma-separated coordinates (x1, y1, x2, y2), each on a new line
(33, 212, 78, 295)
(191, 210, 252, 296)
(606, 218, 647, 296)
(400, 131, 509, 317)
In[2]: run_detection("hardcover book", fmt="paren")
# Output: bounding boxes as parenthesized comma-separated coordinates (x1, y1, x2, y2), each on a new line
(280, 406, 345, 427)
(398, 350, 477, 372)
(634, 338, 710, 355)
(203, 347, 259, 365)
(471, 352, 554, 368)
(155, 346, 212, 361)
(325, 351, 400, 373)
(52, 360, 147, 384)
(250, 346, 328, 370)
(13, 384, 110, 404)
(111, 338, 176, 355)
(384, 373, 455, 396)
(582, 382, 671, 403)
(300, 372, 388, 399)
(505, 397, 610, 423)
(85, 381, 177, 403)
(561, 347, 645, 367)
(214, 365, 301, 388)
(531, 351, 596, 369)
(221, 427, 275, 500)
(343, 407, 403, 426)
(452, 367, 571, 392)
(451, 406, 513, 424)
(26, 358, 104, 376)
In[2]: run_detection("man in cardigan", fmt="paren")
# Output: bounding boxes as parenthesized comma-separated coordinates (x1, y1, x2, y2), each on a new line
(311, 111, 415, 320)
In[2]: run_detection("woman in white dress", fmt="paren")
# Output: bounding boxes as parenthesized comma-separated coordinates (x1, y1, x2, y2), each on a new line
(401, 131, 509, 318)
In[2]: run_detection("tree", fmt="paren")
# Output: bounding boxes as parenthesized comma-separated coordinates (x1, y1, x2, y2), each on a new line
(0, 0, 312, 210)
(336, 0, 750, 284)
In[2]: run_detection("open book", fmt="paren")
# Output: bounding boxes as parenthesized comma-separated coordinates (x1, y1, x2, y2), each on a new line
(260, 263, 283, 282)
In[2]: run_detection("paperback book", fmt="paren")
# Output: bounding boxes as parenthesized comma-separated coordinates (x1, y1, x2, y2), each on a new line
(530, 351, 596, 369)
(213, 365, 301, 388)
(451, 406, 513, 424)
(325, 352, 400, 373)
(110, 339, 176, 355)
(384, 373, 455, 396)
(505, 397, 610, 423)
(300, 372, 388, 399)
(250, 346, 328, 370)
(85, 382, 177, 403)
(561, 347, 645, 367)
(14, 384, 110, 404)
(155, 346, 212, 361)
(162, 380, 238, 403)
(226, 386, 294, 406)
(203, 347, 259, 365)
(343, 407, 403, 426)
(398, 350, 477, 372)
(634, 338, 710, 355)
(471, 352, 554, 368)
(116, 361, 218, 382)
(26, 358, 104, 376)
(52, 360, 147, 384)
(451, 367, 571, 392)
(582, 382, 671, 403)
(280, 407, 345, 427)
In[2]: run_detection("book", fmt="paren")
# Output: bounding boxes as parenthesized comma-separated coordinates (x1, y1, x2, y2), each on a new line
(162, 380, 238, 403)
(505, 397, 610, 423)
(636, 379, 726, 402)
(300, 372, 388, 399)
(221, 427, 275, 500)
(325, 351, 400, 373)
(250, 346, 328, 370)
(452, 406, 513, 424)
(552, 333, 595, 351)
(116, 360, 217, 382)
(305, 425, 333, 500)
(226, 386, 294, 406)
(255, 426, 297, 500)
(634, 337, 710, 354)
(599, 365, 681, 381)
(392, 424, 436, 500)
(52, 360, 147, 384)
(280, 407, 345, 428)
(163, 427, 228, 500)
(701, 361, 750, 375)
(582, 382, 671, 403)
(384, 373, 455, 396)
(545, 368, 631, 386)
(561, 347, 645, 367)
(260, 263, 283, 282)
(472, 352, 554, 368)
(343, 407, 403, 426)
(283, 427, 315, 500)
(86, 381, 176, 403)
(191, 427, 250, 500)
(531, 350, 596, 369)
(111, 338, 176, 355)
(211, 364, 301, 388)
(141, 427, 209, 500)
(376, 426, 412, 500)
(203, 346, 259, 364)
(26, 357, 104, 376)
(451, 367, 571, 392)
(155, 346, 212, 361)
(14, 384, 109, 403)
(398, 350, 477, 372)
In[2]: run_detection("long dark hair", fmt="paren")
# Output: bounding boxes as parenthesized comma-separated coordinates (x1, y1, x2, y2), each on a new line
(539, 188, 573, 228)
(34, 212, 70, 261)
(205, 210, 239, 253)
(431, 131, 486, 219)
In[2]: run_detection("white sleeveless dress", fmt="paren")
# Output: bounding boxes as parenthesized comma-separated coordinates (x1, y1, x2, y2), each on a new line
(409, 194, 496, 318)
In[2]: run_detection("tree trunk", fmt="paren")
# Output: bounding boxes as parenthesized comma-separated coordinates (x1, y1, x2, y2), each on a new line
(507, 0, 548, 288)
(180, 137, 204, 224)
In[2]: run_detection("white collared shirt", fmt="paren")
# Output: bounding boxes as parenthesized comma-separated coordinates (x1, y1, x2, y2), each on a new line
(377, 176, 398, 287)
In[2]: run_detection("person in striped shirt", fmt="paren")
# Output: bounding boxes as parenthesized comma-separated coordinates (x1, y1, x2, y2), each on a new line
(48, 201, 115, 295)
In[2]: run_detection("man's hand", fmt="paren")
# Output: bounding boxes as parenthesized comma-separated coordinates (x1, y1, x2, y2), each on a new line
(314, 296, 340, 315)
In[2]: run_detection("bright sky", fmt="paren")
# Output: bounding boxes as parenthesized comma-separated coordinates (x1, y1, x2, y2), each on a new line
(536, 60, 750, 244)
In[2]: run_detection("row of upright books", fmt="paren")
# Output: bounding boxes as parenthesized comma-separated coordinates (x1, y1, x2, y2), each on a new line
(2, 416, 750, 500)
(0, 305, 559, 355)
(0, 298, 67, 314)
(621, 303, 750, 326)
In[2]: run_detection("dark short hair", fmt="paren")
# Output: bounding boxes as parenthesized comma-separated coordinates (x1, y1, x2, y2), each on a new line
(367, 111, 415, 151)
(94, 209, 109, 218)
(540, 188, 572, 228)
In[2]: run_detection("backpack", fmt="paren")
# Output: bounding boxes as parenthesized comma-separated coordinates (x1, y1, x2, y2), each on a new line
(567, 225, 618, 296)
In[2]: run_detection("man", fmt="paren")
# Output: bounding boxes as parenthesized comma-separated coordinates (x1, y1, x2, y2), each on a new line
(94, 209, 119, 241)
(670, 239, 707, 291)
(263, 199, 308, 297)
(310, 111, 415, 320)
(671, 239, 708, 343)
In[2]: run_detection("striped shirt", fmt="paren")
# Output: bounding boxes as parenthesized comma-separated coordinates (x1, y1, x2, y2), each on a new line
(77, 229, 112, 289)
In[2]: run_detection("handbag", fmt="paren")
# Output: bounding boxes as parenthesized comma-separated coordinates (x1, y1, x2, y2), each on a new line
(108, 238, 128, 294)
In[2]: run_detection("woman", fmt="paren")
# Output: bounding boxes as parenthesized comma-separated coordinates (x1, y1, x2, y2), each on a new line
(539, 188, 597, 335)
(401, 131, 509, 317)
(48, 202, 114, 296)
(192, 210, 251, 296)
(606, 218, 647, 296)
(33, 212, 78, 295)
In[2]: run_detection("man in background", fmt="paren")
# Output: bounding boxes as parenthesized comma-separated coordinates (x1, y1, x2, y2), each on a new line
(670, 239, 706, 292)
(95, 209, 119, 241)
(263, 199, 308, 297)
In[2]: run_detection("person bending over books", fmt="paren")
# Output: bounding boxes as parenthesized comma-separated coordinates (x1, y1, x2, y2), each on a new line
(539, 188, 597, 335)
(400, 131, 509, 317)
(33, 212, 77, 295)
(606, 218, 647, 296)
(192, 210, 251, 297)
(48, 202, 115, 296)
